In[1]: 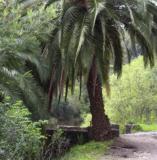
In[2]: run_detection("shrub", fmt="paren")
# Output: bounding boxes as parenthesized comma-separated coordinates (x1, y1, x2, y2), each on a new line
(132, 124, 143, 132)
(40, 129, 70, 160)
(51, 101, 83, 126)
(0, 97, 47, 160)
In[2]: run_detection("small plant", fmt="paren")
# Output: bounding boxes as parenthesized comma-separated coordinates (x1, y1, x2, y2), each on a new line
(0, 97, 47, 160)
(132, 125, 143, 132)
(40, 129, 70, 160)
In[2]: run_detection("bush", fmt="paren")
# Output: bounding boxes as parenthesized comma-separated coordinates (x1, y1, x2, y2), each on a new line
(0, 97, 47, 160)
(105, 57, 157, 126)
(51, 101, 83, 126)
(41, 129, 70, 160)
(132, 124, 143, 132)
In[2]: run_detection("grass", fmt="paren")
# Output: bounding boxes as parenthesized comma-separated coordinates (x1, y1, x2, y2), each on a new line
(58, 141, 113, 160)
(81, 114, 91, 127)
(132, 124, 157, 133)
(140, 124, 157, 132)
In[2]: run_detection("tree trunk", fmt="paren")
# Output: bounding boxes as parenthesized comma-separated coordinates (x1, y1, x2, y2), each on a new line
(87, 56, 111, 141)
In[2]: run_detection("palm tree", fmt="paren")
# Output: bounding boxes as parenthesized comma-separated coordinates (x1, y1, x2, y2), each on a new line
(0, 0, 55, 119)
(147, 0, 157, 53)
(44, 0, 157, 140)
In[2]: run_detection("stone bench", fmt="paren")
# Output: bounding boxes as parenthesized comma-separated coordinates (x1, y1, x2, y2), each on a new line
(45, 124, 119, 145)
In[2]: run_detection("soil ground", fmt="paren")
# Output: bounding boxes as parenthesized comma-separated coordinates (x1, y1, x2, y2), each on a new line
(100, 132, 157, 160)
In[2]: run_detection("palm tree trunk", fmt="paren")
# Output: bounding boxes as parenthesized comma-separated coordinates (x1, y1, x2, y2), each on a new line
(87, 56, 111, 141)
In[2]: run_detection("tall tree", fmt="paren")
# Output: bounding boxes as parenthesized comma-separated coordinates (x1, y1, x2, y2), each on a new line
(44, 0, 156, 140)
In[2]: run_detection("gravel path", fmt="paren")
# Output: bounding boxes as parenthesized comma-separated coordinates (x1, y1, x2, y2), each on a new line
(100, 132, 157, 160)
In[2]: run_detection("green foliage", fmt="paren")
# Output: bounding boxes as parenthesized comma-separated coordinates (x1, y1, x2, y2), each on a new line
(58, 141, 112, 160)
(105, 56, 157, 126)
(51, 101, 83, 126)
(81, 114, 92, 127)
(0, 0, 56, 118)
(45, 0, 156, 109)
(137, 124, 157, 132)
(49, 84, 89, 126)
(131, 125, 143, 132)
(131, 124, 157, 132)
(41, 129, 70, 160)
(0, 97, 47, 160)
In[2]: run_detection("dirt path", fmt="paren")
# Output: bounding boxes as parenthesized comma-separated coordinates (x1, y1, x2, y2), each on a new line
(100, 132, 157, 160)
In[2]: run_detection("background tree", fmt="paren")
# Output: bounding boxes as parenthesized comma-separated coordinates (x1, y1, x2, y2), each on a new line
(105, 56, 157, 125)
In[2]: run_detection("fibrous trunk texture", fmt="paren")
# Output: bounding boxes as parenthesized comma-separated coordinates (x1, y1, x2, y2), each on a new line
(87, 56, 111, 141)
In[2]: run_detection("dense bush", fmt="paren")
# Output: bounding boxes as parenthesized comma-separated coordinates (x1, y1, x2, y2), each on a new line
(41, 129, 70, 160)
(105, 57, 157, 125)
(50, 85, 89, 126)
(0, 97, 46, 160)
(51, 101, 83, 126)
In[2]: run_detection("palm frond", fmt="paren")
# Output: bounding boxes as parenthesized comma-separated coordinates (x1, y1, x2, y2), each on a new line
(45, 0, 156, 110)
